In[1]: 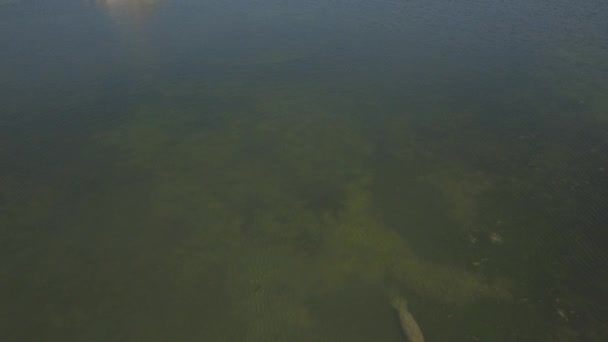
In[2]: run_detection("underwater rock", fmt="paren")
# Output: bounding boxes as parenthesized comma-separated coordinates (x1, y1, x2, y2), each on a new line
(489, 232, 504, 244)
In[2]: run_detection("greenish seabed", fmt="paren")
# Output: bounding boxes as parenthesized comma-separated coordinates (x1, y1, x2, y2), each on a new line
(1, 9, 608, 337)
(2, 71, 607, 340)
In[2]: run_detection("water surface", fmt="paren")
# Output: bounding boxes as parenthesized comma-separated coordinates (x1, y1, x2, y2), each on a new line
(1, 0, 608, 340)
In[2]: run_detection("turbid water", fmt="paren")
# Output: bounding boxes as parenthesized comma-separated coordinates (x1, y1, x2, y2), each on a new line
(1, 0, 608, 341)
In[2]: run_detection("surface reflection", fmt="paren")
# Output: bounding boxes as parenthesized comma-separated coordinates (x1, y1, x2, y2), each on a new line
(96, 0, 161, 28)
(96, 0, 162, 80)
(97, 0, 160, 12)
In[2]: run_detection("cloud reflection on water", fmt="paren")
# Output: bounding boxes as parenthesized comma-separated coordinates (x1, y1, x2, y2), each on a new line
(95, 0, 163, 80)
(95, 0, 162, 32)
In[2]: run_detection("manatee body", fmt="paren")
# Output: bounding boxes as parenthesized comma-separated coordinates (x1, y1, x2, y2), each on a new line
(391, 295, 425, 342)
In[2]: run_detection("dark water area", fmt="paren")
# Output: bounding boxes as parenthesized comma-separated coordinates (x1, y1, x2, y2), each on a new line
(1, 0, 608, 340)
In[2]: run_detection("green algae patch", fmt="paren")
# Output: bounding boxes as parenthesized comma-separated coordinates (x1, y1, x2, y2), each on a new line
(90, 86, 518, 340)
(318, 178, 512, 304)
(423, 166, 496, 229)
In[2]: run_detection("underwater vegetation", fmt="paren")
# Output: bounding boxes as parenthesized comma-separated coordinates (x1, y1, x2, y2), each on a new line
(1, 68, 607, 340)
(2, 74, 607, 340)
(90, 82, 599, 340)
(86, 85, 512, 339)
(2, 0, 607, 340)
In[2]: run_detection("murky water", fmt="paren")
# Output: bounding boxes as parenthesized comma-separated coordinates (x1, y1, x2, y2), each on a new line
(1, 0, 607, 340)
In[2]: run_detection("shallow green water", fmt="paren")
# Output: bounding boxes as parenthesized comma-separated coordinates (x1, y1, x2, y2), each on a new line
(1, 0, 608, 341)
